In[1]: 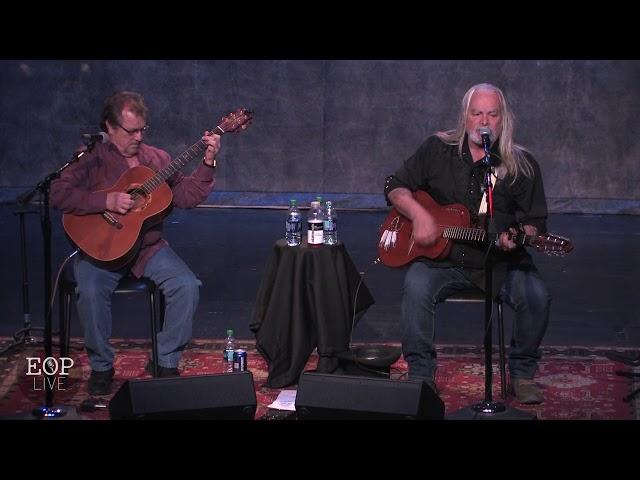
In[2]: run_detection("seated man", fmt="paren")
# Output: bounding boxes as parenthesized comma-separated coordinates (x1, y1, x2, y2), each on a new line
(51, 90, 221, 395)
(384, 83, 551, 404)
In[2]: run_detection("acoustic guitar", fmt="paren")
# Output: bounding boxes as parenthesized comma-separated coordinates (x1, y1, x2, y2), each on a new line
(378, 190, 573, 267)
(63, 108, 253, 270)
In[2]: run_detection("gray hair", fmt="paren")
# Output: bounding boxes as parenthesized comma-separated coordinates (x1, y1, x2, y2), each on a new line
(436, 83, 533, 181)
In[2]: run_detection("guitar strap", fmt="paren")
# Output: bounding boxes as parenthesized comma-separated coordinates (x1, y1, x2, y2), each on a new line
(477, 168, 497, 218)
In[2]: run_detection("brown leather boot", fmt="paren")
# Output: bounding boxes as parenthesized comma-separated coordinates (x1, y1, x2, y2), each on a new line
(511, 378, 543, 404)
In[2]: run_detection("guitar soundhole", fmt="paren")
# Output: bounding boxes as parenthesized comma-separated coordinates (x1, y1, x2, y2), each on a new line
(127, 187, 149, 212)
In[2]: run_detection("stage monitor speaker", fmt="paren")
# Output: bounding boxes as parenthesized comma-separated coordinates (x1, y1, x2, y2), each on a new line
(295, 372, 445, 420)
(109, 372, 257, 420)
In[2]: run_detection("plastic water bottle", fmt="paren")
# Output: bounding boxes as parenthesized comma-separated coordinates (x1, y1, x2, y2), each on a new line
(315, 196, 325, 221)
(285, 199, 302, 246)
(223, 329, 236, 373)
(323, 200, 338, 245)
(307, 200, 324, 246)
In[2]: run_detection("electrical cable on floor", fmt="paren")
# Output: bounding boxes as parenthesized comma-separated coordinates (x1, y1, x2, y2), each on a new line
(347, 257, 397, 378)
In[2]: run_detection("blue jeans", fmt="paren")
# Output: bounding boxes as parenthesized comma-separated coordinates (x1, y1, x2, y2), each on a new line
(74, 246, 202, 372)
(401, 262, 551, 382)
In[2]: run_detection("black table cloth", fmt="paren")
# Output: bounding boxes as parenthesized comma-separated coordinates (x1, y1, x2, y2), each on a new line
(250, 239, 374, 388)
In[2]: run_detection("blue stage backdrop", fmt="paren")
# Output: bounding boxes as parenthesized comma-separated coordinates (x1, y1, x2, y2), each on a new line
(1, 60, 639, 213)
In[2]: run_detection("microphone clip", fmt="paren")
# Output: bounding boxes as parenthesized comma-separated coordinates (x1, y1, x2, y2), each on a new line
(483, 150, 492, 167)
(80, 132, 108, 150)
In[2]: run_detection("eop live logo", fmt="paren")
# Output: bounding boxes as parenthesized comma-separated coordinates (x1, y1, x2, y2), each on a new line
(25, 356, 75, 391)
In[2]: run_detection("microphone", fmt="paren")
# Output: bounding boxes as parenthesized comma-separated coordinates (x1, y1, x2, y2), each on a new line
(478, 127, 492, 149)
(478, 127, 492, 166)
(81, 132, 109, 144)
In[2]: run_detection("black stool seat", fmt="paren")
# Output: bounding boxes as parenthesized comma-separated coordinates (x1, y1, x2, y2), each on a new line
(107, 276, 158, 293)
(337, 345, 402, 378)
(351, 345, 402, 369)
(442, 288, 507, 399)
(58, 267, 165, 377)
(444, 289, 494, 303)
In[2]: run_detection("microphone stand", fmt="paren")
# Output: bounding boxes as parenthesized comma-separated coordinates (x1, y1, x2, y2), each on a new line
(15, 142, 97, 419)
(0, 205, 39, 357)
(448, 137, 535, 420)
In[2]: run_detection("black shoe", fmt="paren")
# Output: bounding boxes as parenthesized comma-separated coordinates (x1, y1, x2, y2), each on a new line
(145, 361, 180, 378)
(408, 375, 439, 395)
(88, 368, 115, 396)
(605, 351, 640, 366)
(423, 379, 439, 395)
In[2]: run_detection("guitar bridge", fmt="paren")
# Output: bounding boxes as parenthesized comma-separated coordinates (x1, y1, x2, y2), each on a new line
(102, 212, 123, 229)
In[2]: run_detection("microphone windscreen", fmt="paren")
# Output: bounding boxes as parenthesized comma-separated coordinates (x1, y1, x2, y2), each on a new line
(81, 132, 109, 143)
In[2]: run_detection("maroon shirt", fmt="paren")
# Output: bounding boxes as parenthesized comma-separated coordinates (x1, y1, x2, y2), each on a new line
(51, 141, 216, 277)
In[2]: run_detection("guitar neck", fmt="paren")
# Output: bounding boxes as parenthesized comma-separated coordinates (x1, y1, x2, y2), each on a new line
(141, 125, 225, 194)
(442, 226, 535, 247)
(442, 226, 486, 243)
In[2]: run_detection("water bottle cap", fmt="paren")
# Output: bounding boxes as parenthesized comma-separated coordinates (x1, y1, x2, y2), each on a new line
(290, 199, 297, 206)
(226, 329, 234, 336)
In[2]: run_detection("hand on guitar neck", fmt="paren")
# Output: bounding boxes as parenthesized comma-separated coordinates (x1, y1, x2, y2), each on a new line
(202, 129, 221, 167)
(495, 225, 538, 252)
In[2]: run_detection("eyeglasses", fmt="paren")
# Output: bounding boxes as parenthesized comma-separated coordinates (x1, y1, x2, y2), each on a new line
(117, 122, 150, 136)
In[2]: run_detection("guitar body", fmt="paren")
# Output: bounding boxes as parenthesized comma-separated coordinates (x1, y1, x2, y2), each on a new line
(62, 165, 173, 270)
(378, 190, 471, 267)
(378, 190, 573, 267)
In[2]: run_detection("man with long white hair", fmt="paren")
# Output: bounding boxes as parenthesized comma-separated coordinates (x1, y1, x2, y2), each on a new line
(385, 83, 550, 404)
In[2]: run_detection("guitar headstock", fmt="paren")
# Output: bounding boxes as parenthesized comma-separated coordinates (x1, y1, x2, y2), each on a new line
(528, 233, 574, 256)
(216, 108, 253, 134)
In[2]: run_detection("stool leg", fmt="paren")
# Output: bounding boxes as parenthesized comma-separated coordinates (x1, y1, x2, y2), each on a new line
(60, 287, 71, 358)
(624, 388, 640, 402)
(59, 284, 66, 357)
(159, 293, 165, 330)
(497, 301, 507, 399)
(149, 288, 159, 378)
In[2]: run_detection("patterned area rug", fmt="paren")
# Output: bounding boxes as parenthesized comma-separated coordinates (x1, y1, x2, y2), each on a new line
(1, 337, 638, 420)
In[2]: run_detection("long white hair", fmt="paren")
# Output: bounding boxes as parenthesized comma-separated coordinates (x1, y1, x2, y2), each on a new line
(436, 83, 534, 181)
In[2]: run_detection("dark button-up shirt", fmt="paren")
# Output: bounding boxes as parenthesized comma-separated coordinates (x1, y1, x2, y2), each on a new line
(384, 135, 548, 287)
(51, 141, 216, 276)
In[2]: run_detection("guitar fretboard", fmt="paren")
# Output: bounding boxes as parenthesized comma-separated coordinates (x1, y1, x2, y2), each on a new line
(442, 226, 486, 242)
(130, 125, 224, 200)
(141, 140, 208, 194)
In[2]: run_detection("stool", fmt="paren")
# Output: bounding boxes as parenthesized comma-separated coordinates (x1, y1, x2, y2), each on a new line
(337, 345, 402, 378)
(58, 269, 165, 377)
(442, 288, 507, 399)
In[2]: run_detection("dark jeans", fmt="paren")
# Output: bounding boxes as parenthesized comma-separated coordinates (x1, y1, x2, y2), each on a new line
(401, 262, 551, 382)
(74, 246, 201, 371)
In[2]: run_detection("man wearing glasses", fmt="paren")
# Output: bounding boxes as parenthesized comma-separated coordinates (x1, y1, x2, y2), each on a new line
(51, 90, 221, 395)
